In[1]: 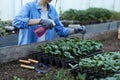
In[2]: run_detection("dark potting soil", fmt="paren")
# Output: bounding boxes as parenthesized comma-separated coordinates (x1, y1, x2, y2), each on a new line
(0, 36, 120, 80)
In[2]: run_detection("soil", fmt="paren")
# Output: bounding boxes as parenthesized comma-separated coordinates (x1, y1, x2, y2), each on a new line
(0, 36, 120, 80)
(101, 37, 120, 52)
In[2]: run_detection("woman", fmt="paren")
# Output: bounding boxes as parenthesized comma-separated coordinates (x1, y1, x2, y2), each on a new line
(12, 0, 86, 45)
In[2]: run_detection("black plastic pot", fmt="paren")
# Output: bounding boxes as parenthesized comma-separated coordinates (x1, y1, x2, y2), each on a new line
(54, 57, 62, 67)
(70, 66, 117, 80)
(42, 56, 49, 65)
(33, 52, 42, 62)
(48, 56, 53, 65)
(60, 58, 66, 68)
(50, 56, 56, 66)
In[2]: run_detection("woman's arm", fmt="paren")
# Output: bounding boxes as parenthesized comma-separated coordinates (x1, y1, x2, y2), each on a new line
(69, 29, 75, 34)
(28, 19, 40, 26)
(12, 3, 39, 29)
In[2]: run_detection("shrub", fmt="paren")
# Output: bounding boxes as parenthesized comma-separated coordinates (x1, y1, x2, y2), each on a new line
(0, 19, 7, 36)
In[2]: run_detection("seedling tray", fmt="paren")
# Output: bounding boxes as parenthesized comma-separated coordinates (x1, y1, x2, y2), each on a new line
(35, 52, 72, 68)
(34, 50, 103, 68)
(70, 67, 117, 80)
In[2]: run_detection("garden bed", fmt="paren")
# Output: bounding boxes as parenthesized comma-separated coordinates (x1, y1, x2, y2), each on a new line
(0, 35, 120, 80)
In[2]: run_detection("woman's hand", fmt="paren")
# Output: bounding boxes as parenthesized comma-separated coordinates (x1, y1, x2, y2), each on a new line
(39, 19, 54, 29)
(74, 25, 86, 34)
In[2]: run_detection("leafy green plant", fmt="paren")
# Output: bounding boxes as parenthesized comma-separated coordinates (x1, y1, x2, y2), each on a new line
(60, 8, 117, 25)
(69, 52, 120, 80)
(40, 72, 53, 80)
(76, 73, 86, 80)
(37, 38, 103, 59)
(55, 68, 86, 80)
(111, 11, 120, 20)
(60, 9, 79, 20)
(86, 8, 112, 22)
(40, 69, 75, 80)
(4, 20, 12, 26)
(71, 52, 120, 73)
(99, 73, 120, 80)
(77, 10, 91, 24)
(13, 76, 24, 80)
(0, 19, 7, 36)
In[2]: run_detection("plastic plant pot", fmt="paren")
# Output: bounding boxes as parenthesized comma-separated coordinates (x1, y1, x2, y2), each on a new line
(42, 56, 49, 65)
(54, 57, 62, 67)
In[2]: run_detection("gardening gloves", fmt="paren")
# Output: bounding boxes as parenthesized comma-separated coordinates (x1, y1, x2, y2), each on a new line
(74, 25, 86, 34)
(39, 19, 55, 29)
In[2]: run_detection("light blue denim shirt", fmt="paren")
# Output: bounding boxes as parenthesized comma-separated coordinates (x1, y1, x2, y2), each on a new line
(12, 0, 70, 45)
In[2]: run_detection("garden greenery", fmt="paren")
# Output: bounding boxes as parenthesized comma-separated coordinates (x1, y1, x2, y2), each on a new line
(70, 52, 120, 73)
(37, 38, 103, 59)
(60, 8, 120, 24)
(0, 19, 7, 36)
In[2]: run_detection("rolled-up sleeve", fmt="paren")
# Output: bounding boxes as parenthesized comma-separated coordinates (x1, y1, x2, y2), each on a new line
(12, 3, 30, 29)
(55, 18, 70, 37)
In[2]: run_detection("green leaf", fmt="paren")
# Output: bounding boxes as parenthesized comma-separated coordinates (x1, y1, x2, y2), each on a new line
(69, 64, 78, 69)
(64, 52, 74, 59)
